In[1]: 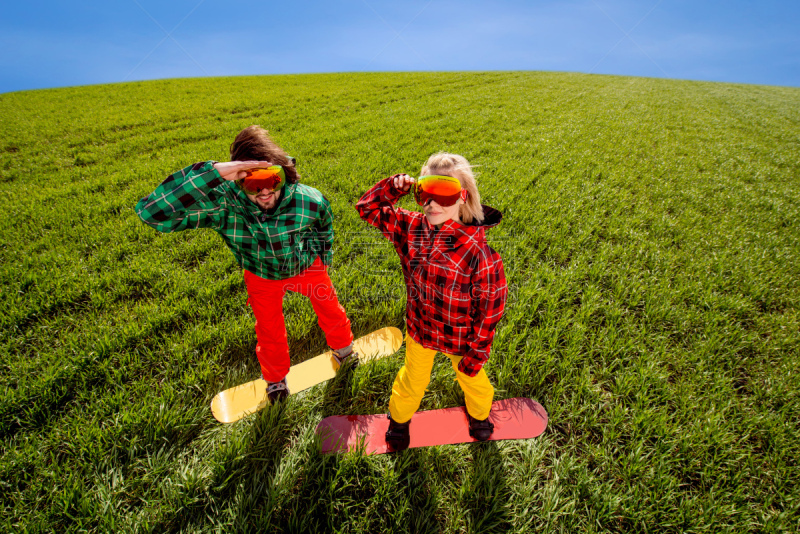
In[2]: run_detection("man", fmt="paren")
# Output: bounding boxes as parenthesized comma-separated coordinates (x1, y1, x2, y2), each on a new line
(136, 125, 355, 402)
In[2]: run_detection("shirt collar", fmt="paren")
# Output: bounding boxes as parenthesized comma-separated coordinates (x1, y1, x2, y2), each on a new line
(238, 183, 296, 218)
(425, 217, 483, 249)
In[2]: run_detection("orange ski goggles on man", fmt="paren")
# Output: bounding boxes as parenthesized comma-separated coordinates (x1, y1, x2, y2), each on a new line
(237, 165, 286, 195)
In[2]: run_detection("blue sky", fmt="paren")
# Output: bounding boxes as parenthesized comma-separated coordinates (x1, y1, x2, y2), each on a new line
(2, 0, 799, 94)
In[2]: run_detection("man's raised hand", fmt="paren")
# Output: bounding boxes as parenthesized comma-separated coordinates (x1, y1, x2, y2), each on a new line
(214, 161, 273, 181)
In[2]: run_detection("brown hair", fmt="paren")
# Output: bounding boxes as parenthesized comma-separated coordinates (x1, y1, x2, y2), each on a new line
(229, 125, 300, 184)
(421, 152, 484, 224)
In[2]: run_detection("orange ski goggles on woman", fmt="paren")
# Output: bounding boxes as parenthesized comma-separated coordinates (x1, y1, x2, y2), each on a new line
(237, 165, 286, 195)
(413, 175, 464, 206)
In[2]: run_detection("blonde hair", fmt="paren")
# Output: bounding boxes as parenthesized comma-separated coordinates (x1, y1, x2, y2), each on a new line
(420, 152, 484, 224)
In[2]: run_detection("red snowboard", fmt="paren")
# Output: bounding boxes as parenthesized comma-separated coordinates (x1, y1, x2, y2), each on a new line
(316, 397, 547, 454)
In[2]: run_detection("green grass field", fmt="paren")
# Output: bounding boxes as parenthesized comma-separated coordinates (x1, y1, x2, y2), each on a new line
(1, 71, 798, 533)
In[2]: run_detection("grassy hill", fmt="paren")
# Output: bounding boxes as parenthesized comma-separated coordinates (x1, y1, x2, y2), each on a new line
(0, 72, 798, 532)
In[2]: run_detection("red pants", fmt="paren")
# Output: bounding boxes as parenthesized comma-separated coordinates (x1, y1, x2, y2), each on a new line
(243, 258, 353, 383)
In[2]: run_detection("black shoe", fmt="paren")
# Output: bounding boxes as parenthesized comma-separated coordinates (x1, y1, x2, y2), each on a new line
(467, 412, 494, 441)
(266, 378, 290, 404)
(333, 345, 359, 370)
(385, 413, 410, 451)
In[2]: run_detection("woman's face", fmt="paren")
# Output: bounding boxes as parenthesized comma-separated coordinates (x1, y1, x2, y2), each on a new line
(423, 198, 463, 227)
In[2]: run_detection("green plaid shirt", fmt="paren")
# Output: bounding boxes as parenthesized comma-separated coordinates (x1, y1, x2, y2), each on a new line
(135, 161, 334, 280)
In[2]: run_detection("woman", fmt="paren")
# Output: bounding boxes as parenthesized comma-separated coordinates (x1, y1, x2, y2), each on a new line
(356, 153, 507, 451)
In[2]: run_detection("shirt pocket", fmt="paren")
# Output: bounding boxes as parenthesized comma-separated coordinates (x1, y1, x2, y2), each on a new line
(296, 228, 322, 256)
(261, 230, 293, 272)
(427, 318, 471, 349)
(426, 261, 472, 327)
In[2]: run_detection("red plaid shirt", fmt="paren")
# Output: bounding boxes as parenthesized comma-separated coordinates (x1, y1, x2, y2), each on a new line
(357, 176, 507, 377)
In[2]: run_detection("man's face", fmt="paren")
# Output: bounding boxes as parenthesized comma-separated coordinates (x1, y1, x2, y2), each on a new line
(247, 187, 282, 210)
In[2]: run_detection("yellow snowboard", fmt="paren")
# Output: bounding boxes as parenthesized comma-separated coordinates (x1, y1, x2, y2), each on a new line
(211, 327, 403, 423)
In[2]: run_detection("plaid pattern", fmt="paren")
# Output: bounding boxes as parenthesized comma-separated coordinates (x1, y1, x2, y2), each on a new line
(356, 176, 507, 377)
(136, 161, 334, 279)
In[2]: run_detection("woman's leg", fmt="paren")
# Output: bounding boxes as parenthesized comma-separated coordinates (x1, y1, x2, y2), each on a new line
(446, 354, 495, 420)
(388, 334, 437, 424)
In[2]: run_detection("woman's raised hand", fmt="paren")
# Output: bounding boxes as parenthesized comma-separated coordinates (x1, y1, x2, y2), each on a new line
(393, 174, 415, 192)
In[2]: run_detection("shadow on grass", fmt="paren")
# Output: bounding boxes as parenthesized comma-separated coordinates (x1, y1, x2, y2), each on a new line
(150, 401, 296, 533)
(214, 326, 329, 375)
(320, 358, 359, 418)
(395, 449, 443, 534)
(461, 442, 513, 533)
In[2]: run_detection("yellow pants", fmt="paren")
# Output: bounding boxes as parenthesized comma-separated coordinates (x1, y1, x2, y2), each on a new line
(389, 333, 494, 424)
